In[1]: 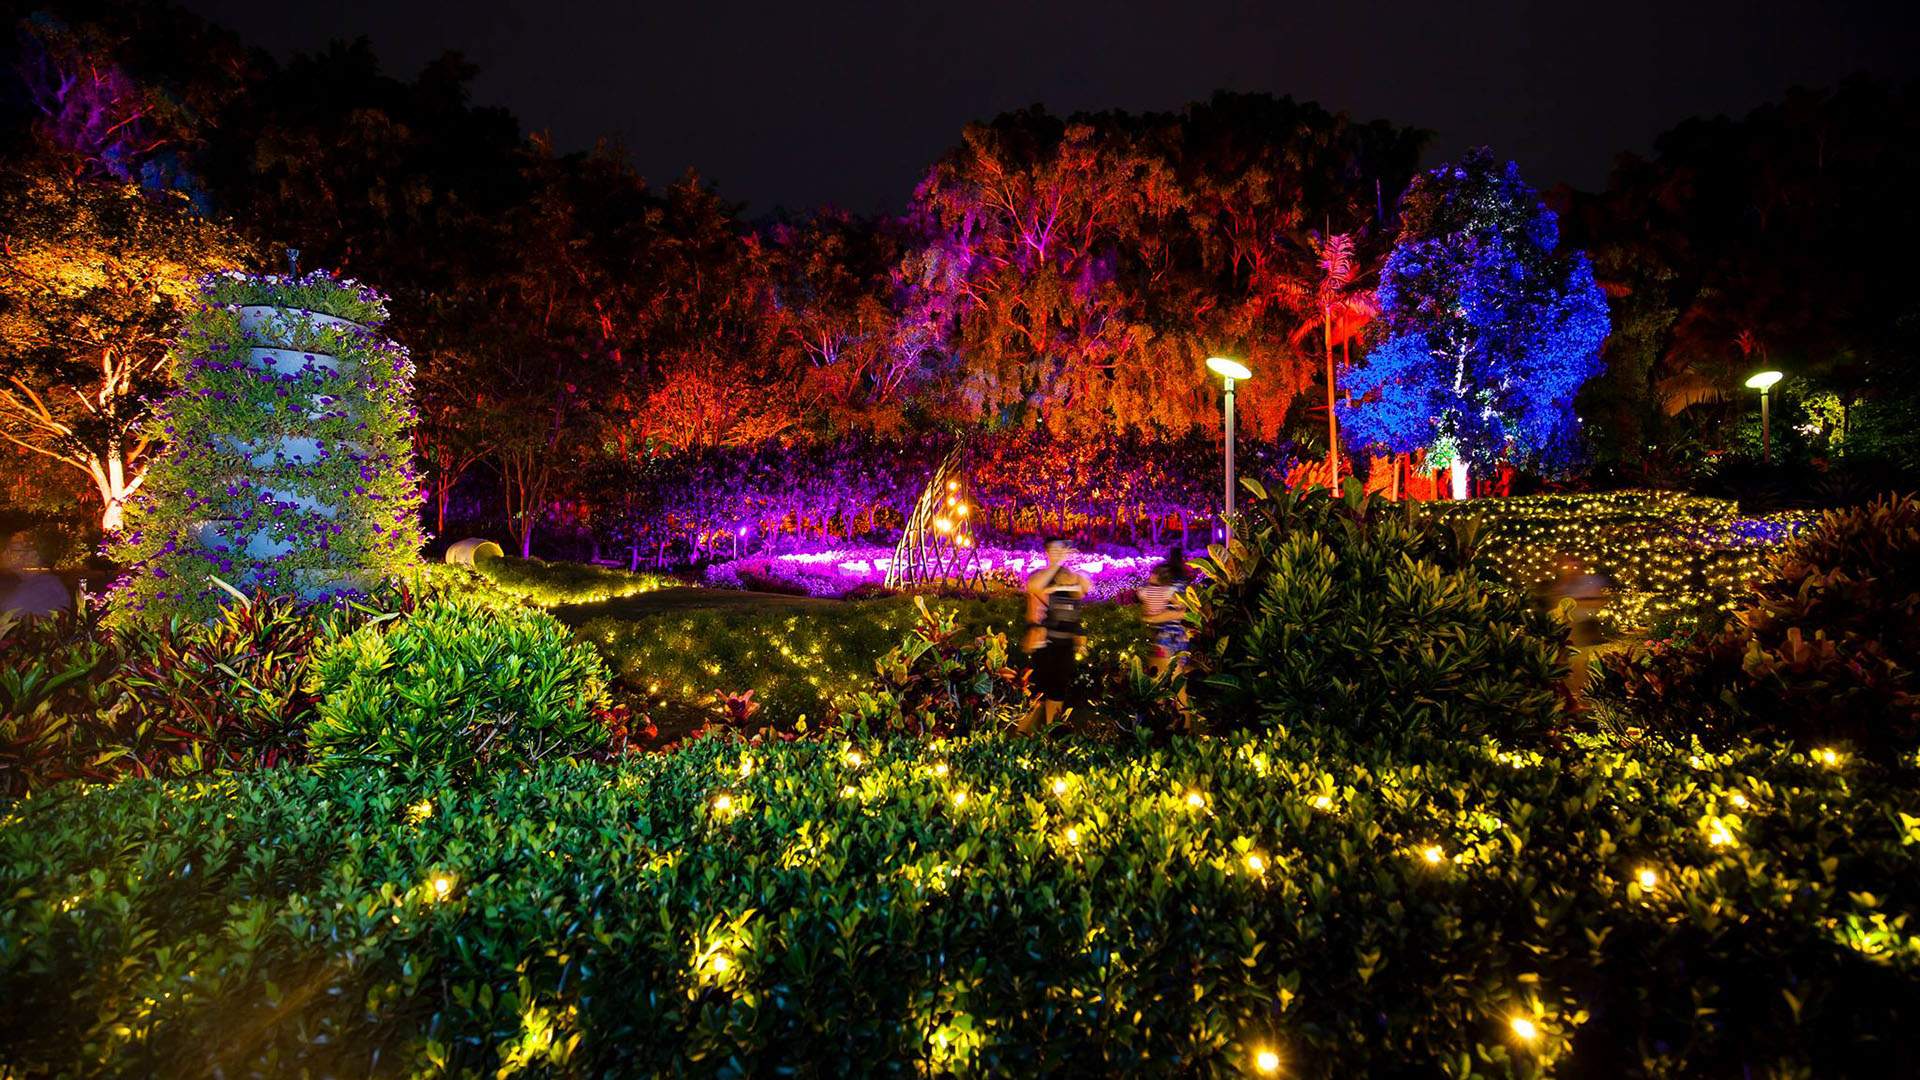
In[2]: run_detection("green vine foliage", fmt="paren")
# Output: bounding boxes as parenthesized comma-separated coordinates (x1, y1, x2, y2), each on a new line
(107, 270, 425, 622)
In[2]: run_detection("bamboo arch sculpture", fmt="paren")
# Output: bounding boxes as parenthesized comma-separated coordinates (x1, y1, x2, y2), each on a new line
(885, 441, 984, 592)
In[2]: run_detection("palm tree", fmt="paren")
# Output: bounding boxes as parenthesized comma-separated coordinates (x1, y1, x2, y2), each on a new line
(1289, 232, 1378, 487)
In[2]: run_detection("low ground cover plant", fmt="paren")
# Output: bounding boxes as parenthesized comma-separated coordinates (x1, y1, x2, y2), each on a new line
(2, 727, 1914, 1076)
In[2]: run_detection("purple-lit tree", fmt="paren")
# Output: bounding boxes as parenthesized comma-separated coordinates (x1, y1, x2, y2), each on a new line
(1339, 149, 1609, 495)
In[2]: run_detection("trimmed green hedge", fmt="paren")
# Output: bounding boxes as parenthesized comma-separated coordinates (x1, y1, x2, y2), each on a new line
(472, 557, 677, 608)
(583, 596, 1141, 728)
(4, 728, 1916, 1076)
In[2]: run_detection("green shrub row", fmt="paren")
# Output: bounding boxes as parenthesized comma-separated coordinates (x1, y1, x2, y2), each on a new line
(3, 727, 1916, 1076)
(1, 567, 614, 796)
(471, 557, 678, 608)
(580, 596, 1144, 732)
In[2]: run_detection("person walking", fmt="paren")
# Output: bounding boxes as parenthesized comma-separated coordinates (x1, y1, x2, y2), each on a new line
(1136, 546, 1190, 678)
(1017, 536, 1087, 734)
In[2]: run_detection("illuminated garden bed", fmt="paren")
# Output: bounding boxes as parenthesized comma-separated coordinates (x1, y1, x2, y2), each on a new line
(3, 728, 1914, 1075)
(704, 545, 1165, 600)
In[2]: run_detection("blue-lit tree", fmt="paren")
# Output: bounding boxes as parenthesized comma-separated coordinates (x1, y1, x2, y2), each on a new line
(1339, 149, 1608, 496)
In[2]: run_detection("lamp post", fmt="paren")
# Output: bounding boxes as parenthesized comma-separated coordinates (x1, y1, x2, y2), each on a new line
(1207, 356, 1253, 540)
(1745, 369, 1783, 463)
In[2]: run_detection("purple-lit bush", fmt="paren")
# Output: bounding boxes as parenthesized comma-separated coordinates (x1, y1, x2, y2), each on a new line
(108, 270, 426, 621)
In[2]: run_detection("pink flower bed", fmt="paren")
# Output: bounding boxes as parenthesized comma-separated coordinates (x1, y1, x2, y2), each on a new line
(703, 545, 1166, 601)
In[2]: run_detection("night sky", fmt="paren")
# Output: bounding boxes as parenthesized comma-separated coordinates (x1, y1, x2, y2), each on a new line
(180, 0, 1915, 215)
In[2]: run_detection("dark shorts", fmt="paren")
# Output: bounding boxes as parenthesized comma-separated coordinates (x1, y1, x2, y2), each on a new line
(1026, 641, 1076, 700)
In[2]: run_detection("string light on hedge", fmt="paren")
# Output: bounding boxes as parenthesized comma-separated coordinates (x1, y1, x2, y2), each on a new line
(1421, 845, 1447, 866)
(712, 793, 736, 817)
(844, 748, 865, 768)
(1635, 866, 1660, 890)
(1310, 794, 1335, 813)
(1050, 777, 1069, 796)
(1253, 1046, 1283, 1074)
(1245, 852, 1269, 877)
(427, 873, 456, 903)
(1065, 826, 1081, 846)
(1727, 791, 1750, 809)
(1815, 747, 1844, 769)
(1705, 820, 1735, 848)
(1185, 790, 1207, 810)
(932, 761, 949, 778)
(1509, 1015, 1540, 1042)
(951, 789, 970, 809)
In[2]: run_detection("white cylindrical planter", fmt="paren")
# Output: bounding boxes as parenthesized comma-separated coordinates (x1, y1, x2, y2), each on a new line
(199, 306, 379, 598)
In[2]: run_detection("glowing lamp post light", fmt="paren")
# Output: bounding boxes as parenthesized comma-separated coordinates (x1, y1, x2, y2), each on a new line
(1207, 356, 1253, 540)
(1745, 369, 1784, 463)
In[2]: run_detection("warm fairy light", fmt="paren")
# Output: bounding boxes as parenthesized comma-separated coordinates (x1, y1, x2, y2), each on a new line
(1185, 791, 1206, 810)
(1728, 791, 1749, 808)
(1509, 1016, 1539, 1041)
(841, 784, 858, 798)
(1245, 853, 1268, 875)
(1707, 822, 1735, 847)
(933, 761, 949, 777)
(429, 873, 455, 901)
(952, 790, 969, 808)
(1421, 845, 1446, 865)
(1051, 777, 1068, 796)
(1065, 826, 1081, 845)
(1311, 794, 1334, 812)
(1254, 1047, 1282, 1074)
(845, 748, 864, 767)
(712, 793, 735, 815)
(1815, 747, 1843, 768)
(710, 953, 732, 974)
(934, 517, 954, 533)
(1636, 866, 1659, 889)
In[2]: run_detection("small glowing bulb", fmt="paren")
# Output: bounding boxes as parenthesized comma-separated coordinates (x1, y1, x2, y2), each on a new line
(1635, 866, 1659, 889)
(1185, 791, 1206, 809)
(841, 784, 857, 798)
(712, 793, 734, 814)
(1254, 1047, 1281, 1073)
(711, 954, 732, 974)
(1816, 747, 1842, 767)
(933, 761, 949, 777)
(1422, 845, 1446, 865)
(952, 790, 969, 808)
(1707, 823, 1734, 847)
(1510, 1016, 1539, 1041)
(1728, 791, 1749, 808)
(1311, 794, 1333, 811)
(1689, 755, 1704, 769)
(1246, 853, 1267, 875)
(846, 749, 864, 767)
(1051, 778, 1068, 796)
(1065, 826, 1080, 845)
(430, 873, 455, 900)
(739, 758, 755, 777)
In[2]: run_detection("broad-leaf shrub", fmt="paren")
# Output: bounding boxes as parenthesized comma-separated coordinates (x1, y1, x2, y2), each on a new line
(1593, 493, 1920, 755)
(307, 598, 612, 780)
(833, 597, 1028, 737)
(1189, 481, 1569, 739)
(2, 729, 1915, 1075)
(0, 597, 325, 795)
